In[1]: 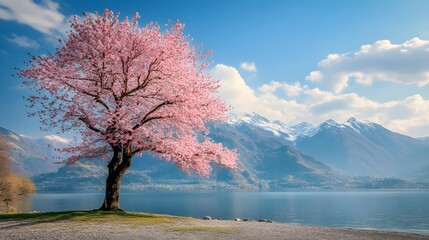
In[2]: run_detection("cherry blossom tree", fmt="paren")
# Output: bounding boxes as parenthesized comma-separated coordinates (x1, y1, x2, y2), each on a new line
(19, 9, 238, 211)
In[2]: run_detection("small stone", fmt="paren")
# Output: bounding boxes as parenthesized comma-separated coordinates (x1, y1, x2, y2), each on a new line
(234, 218, 241, 221)
(203, 216, 212, 220)
(216, 218, 221, 220)
(243, 219, 251, 222)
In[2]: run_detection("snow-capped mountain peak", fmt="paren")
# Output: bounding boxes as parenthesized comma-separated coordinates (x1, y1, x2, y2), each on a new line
(321, 119, 343, 128)
(344, 117, 376, 133)
(227, 113, 379, 141)
(228, 112, 319, 141)
(315, 118, 378, 135)
(228, 112, 294, 140)
(290, 122, 318, 138)
(227, 112, 270, 125)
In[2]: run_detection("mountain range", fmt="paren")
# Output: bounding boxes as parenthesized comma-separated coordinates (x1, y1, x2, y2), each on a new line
(227, 114, 429, 181)
(1, 113, 428, 191)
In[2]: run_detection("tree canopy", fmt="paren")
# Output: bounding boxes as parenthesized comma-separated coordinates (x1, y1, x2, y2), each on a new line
(19, 9, 237, 210)
(19, 9, 237, 176)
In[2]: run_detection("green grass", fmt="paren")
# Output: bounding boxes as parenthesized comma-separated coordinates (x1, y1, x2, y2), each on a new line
(0, 211, 236, 233)
(167, 226, 234, 233)
(0, 210, 183, 225)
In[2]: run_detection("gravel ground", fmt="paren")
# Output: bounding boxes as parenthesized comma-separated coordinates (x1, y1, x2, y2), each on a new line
(1, 218, 428, 240)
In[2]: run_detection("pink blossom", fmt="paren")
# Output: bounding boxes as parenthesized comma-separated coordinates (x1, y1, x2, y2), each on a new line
(19, 9, 238, 176)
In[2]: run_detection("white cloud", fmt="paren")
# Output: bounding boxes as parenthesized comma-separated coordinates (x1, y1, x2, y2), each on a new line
(240, 62, 257, 72)
(212, 64, 258, 111)
(259, 81, 281, 93)
(43, 135, 70, 144)
(214, 64, 429, 137)
(7, 34, 39, 48)
(213, 64, 311, 123)
(306, 37, 429, 93)
(282, 82, 304, 97)
(18, 134, 33, 138)
(258, 81, 305, 97)
(0, 0, 66, 35)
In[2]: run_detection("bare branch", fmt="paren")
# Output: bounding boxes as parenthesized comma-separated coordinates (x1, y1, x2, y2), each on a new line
(120, 59, 160, 99)
(78, 116, 103, 134)
(132, 101, 172, 130)
(94, 97, 110, 110)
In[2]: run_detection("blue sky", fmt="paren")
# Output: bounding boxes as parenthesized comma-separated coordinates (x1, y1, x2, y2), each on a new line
(1, 0, 429, 138)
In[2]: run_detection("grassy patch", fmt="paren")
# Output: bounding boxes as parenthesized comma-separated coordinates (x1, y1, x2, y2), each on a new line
(167, 225, 234, 233)
(0, 211, 183, 225)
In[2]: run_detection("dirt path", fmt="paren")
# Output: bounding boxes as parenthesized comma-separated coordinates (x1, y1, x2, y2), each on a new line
(1, 217, 428, 240)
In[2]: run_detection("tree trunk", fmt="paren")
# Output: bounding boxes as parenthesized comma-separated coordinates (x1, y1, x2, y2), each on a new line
(99, 168, 122, 211)
(99, 146, 132, 211)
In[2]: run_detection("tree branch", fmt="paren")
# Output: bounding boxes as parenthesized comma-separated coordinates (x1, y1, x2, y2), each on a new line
(95, 97, 110, 110)
(132, 101, 172, 130)
(120, 59, 159, 99)
(78, 117, 103, 134)
(57, 75, 110, 110)
(64, 76, 97, 82)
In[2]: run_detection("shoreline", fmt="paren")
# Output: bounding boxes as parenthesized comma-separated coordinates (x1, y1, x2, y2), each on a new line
(274, 223, 429, 236)
(342, 227, 429, 236)
(1, 211, 428, 240)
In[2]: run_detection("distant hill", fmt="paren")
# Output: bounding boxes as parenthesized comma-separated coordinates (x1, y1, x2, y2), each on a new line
(207, 122, 344, 189)
(33, 122, 346, 191)
(0, 127, 62, 176)
(2, 112, 428, 191)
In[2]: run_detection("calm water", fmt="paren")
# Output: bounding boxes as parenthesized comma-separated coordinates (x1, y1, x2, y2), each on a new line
(17, 191, 429, 234)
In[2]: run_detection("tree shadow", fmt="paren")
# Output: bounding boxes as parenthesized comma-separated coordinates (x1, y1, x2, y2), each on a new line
(0, 210, 180, 230)
(0, 210, 95, 229)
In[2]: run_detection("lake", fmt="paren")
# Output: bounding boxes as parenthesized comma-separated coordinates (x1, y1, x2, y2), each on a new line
(17, 191, 429, 235)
